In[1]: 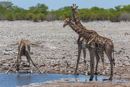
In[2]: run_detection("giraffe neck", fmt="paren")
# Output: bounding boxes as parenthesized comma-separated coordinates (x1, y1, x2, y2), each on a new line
(68, 21, 90, 39)
(72, 13, 86, 30)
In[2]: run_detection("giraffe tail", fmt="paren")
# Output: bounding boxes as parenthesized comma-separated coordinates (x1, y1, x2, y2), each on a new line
(112, 46, 115, 66)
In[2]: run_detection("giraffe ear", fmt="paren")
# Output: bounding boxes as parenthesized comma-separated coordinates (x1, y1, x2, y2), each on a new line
(71, 6, 73, 8)
(76, 6, 78, 8)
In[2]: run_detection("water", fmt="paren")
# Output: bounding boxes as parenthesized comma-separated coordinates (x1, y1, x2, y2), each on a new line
(0, 73, 129, 87)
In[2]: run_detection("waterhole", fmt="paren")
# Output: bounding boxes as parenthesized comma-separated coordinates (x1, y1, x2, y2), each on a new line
(0, 73, 129, 87)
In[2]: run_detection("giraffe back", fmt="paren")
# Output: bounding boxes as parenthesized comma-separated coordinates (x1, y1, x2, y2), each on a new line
(18, 39, 30, 56)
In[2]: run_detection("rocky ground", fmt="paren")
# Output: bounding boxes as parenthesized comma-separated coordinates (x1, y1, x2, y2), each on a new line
(0, 20, 130, 87)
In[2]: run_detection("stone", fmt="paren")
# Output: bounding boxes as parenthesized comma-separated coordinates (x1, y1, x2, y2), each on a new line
(4, 52, 10, 55)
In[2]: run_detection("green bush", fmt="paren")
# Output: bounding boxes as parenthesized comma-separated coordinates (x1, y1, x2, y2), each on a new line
(14, 13, 21, 20)
(26, 12, 33, 20)
(1, 1, 130, 22)
(29, 3, 48, 14)
(32, 14, 39, 22)
(38, 13, 45, 21)
(5, 12, 14, 21)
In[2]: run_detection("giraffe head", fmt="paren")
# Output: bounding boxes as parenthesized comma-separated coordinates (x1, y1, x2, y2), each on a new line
(71, 4, 79, 15)
(63, 17, 72, 27)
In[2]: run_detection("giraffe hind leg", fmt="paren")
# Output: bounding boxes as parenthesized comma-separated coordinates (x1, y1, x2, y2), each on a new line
(100, 52, 105, 75)
(105, 50, 113, 80)
(89, 47, 95, 81)
(95, 52, 100, 75)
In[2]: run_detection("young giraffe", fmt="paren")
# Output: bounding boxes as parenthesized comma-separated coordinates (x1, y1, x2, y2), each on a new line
(71, 4, 105, 75)
(63, 17, 115, 80)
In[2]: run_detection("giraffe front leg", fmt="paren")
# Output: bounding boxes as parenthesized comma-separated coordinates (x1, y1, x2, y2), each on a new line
(26, 52, 30, 67)
(26, 52, 32, 73)
(83, 45, 87, 76)
(74, 43, 82, 75)
(16, 59, 20, 73)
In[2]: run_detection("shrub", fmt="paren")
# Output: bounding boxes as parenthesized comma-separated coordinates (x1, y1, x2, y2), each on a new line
(0, 14, 6, 20)
(38, 13, 45, 21)
(119, 12, 130, 21)
(5, 13, 14, 21)
(45, 14, 56, 21)
(57, 16, 63, 20)
(26, 12, 33, 20)
(32, 14, 39, 22)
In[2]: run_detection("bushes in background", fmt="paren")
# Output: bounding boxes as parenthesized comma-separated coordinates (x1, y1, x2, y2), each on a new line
(119, 13, 130, 21)
(0, 1, 130, 22)
(45, 14, 56, 21)
(5, 12, 14, 21)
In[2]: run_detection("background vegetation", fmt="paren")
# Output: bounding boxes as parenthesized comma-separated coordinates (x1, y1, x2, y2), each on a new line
(0, 1, 130, 22)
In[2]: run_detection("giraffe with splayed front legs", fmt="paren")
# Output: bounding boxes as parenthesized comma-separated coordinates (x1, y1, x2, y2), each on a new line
(5, 39, 43, 74)
(71, 4, 106, 76)
(63, 17, 115, 80)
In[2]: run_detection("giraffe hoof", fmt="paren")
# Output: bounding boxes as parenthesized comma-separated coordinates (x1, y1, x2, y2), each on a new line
(30, 70, 33, 74)
(74, 73, 79, 75)
(89, 78, 93, 81)
(94, 72, 98, 75)
(85, 71, 88, 76)
(109, 77, 112, 80)
(103, 71, 105, 75)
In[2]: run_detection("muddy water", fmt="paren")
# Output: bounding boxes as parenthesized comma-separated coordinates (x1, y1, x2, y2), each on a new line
(0, 73, 129, 87)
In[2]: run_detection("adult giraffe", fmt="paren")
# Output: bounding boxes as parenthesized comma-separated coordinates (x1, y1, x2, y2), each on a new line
(63, 17, 115, 80)
(71, 4, 106, 76)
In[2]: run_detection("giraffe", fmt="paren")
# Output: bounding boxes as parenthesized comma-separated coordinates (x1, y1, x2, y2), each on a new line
(63, 17, 115, 80)
(71, 4, 105, 76)
(71, 4, 89, 75)
(15, 39, 43, 74)
(5, 39, 43, 74)
(15, 39, 31, 72)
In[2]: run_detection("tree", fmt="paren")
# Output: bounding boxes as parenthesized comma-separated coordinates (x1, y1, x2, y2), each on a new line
(12, 6, 24, 12)
(90, 6, 100, 12)
(122, 5, 130, 12)
(0, 1, 13, 10)
(115, 5, 122, 12)
(38, 13, 45, 21)
(58, 6, 71, 11)
(29, 3, 48, 14)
